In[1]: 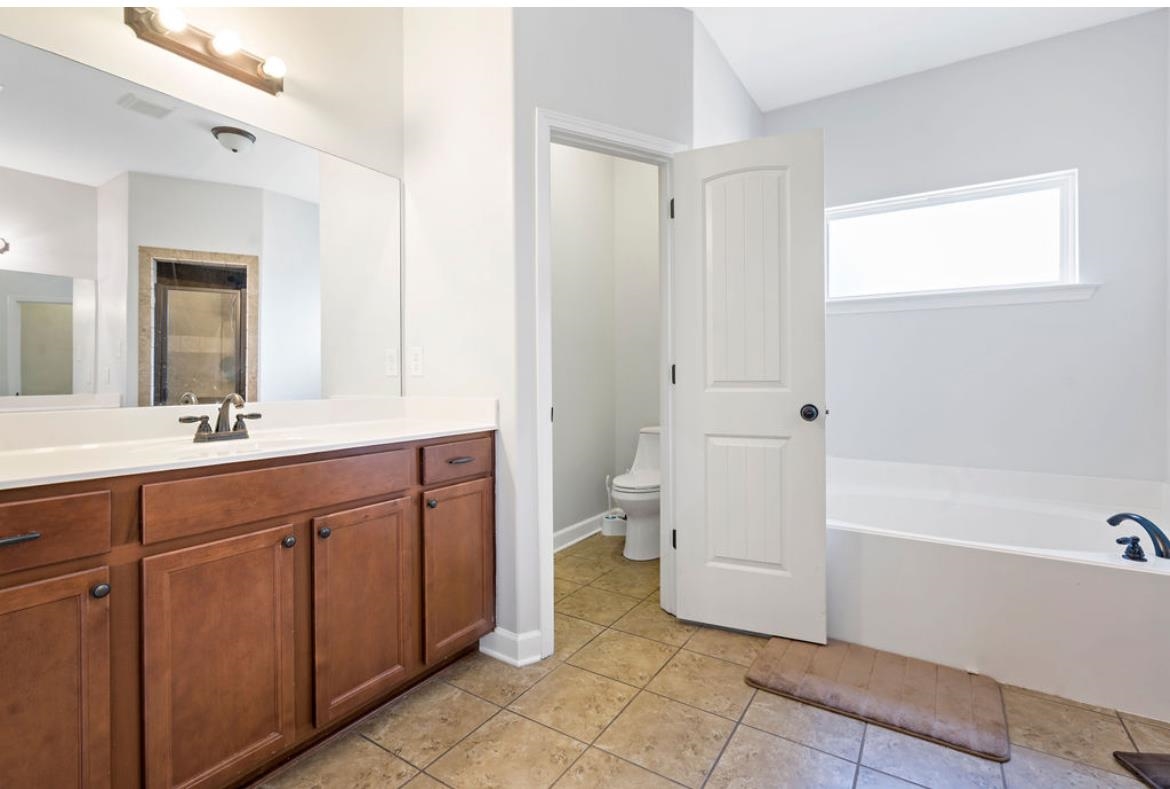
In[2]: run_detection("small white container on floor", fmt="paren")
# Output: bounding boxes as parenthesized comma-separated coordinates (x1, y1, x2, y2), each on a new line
(601, 509, 627, 537)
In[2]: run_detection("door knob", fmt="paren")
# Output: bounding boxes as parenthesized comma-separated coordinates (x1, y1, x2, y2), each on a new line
(800, 404, 820, 422)
(426, 499, 439, 509)
(281, 535, 297, 548)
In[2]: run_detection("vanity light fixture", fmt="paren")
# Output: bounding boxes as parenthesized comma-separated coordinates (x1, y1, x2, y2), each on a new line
(123, 7, 285, 95)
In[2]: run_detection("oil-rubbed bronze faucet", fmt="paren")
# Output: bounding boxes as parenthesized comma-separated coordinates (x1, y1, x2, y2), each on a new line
(179, 393, 261, 442)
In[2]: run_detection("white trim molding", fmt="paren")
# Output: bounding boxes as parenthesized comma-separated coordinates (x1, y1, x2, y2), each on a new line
(553, 511, 605, 553)
(479, 627, 544, 667)
(828, 281, 1099, 315)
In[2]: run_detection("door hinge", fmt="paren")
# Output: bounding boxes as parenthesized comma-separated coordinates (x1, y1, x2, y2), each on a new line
(670, 364, 676, 385)
(671, 529, 677, 549)
(669, 198, 675, 219)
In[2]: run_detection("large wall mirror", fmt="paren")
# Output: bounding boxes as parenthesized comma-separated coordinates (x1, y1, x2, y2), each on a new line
(0, 34, 402, 409)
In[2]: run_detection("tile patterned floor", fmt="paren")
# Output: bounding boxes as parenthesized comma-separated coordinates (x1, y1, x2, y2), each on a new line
(259, 534, 1164, 789)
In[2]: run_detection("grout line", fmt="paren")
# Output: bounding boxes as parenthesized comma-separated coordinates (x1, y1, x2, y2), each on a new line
(1118, 711, 1140, 751)
(415, 706, 503, 779)
(699, 688, 756, 787)
(734, 719, 870, 767)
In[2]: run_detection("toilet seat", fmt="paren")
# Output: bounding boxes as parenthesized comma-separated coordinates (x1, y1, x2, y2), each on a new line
(612, 469, 660, 493)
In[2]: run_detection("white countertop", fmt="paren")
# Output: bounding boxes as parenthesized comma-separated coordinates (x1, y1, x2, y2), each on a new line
(0, 397, 497, 491)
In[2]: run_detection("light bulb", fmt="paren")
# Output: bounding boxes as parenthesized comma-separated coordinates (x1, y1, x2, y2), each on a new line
(210, 30, 241, 57)
(260, 56, 287, 80)
(155, 7, 187, 34)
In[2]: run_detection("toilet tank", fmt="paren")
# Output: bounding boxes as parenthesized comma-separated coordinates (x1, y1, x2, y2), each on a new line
(630, 426, 661, 472)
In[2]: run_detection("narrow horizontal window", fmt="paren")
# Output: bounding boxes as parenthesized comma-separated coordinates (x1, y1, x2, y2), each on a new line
(826, 171, 1077, 301)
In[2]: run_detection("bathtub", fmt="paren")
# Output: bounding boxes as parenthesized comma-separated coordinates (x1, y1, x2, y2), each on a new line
(826, 458, 1170, 722)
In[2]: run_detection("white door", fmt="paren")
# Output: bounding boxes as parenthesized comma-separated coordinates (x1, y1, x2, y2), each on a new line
(672, 130, 826, 643)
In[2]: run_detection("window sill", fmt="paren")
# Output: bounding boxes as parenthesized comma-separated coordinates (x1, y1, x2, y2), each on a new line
(826, 282, 1098, 315)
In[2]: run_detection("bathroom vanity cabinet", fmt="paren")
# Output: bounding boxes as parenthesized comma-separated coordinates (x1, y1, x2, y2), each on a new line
(0, 431, 495, 789)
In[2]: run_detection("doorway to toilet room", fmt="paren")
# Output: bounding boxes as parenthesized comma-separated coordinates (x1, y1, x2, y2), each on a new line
(549, 142, 662, 564)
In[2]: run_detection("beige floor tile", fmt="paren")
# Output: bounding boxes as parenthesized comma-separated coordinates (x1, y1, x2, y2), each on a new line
(1003, 685, 1117, 716)
(404, 775, 448, 789)
(707, 725, 856, 789)
(428, 709, 585, 789)
(554, 577, 582, 601)
(552, 613, 605, 663)
(611, 599, 698, 647)
(556, 586, 641, 626)
(555, 554, 613, 585)
(595, 692, 734, 788)
(553, 747, 678, 788)
(1124, 716, 1170, 752)
(1003, 746, 1141, 788)
(742, 692, 865, 761)
(861, 726, 1004, 789)
(1004, 687, 1134, 774)
(259, 732, 417, 789)
(854, 767, 922, 788)
(359, 681, 498, 768)
(645, 650, 754, 720)
(567, 630, 677, 687)
(510, 664, 638, 742)
(568, 534, 625, 557)
(683, 626, 768, 667)
(440, 651, 554, 705)
(590, 563, 660, 598)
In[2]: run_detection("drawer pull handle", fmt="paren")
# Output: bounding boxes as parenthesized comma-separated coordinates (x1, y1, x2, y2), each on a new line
(318, 527, 332, 539)
(447, 456, 475, 465)
(0, 531, 41, 548)
(91, 583, 111, 599)
(426, 499, 439, 509)
(282, 535, 297, 549)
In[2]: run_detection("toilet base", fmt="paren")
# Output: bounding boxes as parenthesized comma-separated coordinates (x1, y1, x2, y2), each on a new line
(623, 514, 660, 561)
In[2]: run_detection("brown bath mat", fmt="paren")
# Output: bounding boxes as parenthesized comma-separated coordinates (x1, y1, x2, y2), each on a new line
(746, 638, 1010, 762)
(1114, 752, 1170, 788)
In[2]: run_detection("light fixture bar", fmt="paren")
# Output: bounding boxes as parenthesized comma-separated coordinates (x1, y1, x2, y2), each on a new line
(123, 7, 284, 95)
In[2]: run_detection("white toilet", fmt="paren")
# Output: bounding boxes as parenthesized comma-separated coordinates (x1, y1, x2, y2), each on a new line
(612, 426, 661, 561)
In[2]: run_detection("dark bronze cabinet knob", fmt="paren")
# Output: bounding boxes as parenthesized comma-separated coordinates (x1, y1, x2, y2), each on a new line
(318, 527, 332, 539)
(281, 535, 297, 548)
(426, 499, 439, 509)
(91, 583, 111, 599)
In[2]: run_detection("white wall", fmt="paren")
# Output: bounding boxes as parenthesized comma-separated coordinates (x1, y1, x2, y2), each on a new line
(0, 165, 96, 280)
(613, 157, 661, 472)
(0, 8, 403, 176)
(551, 145, 616, 532)
(692, 17, 765, 148)
(96, 174, 128, 401)
(0, 270, 73, 395)
(319, 155, 401, 399)
(261, 191, 321, 401)
(766, 12, 1168, 482)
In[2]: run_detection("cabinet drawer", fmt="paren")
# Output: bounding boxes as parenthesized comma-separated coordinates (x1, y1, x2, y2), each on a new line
(422, 437, 492, 485)
(142, 449, 415, 545)
(0, 491, 111, 574)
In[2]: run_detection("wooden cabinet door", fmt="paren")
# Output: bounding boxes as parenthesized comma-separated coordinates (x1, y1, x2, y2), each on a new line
(422, 478, 494, 662)
(0, 568, 111, 788)
(312, 496, 418, 725)
(143, 525, 295, 789)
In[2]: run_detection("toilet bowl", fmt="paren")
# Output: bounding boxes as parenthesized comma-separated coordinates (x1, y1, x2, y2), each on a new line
(612, 427, 660, 561)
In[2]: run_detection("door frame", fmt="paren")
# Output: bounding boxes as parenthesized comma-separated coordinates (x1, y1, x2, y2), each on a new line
(534, 108, 686, 659)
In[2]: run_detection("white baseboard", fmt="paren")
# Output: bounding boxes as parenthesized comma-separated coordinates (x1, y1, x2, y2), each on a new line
(479, 627, 544, 666)
(554, 511, 605, 552)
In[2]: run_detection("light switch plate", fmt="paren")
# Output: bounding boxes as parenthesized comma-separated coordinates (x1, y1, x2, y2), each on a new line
(407, 346, 423, 377)
(384, 348, 399, 377)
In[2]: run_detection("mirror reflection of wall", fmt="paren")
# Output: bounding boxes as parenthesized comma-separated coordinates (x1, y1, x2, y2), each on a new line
(0, 33, 401, 409)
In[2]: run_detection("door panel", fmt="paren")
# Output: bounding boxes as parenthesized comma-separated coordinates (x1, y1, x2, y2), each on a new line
(422, 478, 494, 662)
(673, 131, 827, 642)
(312, 497, 418, 725)
(142, 525, 295, 789)
(0, 568, 111, 788)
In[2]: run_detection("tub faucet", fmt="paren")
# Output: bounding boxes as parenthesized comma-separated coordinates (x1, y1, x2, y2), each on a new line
(1107, 513, 1170, 559)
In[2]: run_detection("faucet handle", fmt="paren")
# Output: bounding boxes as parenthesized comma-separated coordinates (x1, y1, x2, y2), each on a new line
(1116, 536, 1147, 562)
(179, 415, 212, 434)
(232, 412, 262, 431)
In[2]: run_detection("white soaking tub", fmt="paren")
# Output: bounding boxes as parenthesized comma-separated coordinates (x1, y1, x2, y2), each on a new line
(826, 458, 1170, 722)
